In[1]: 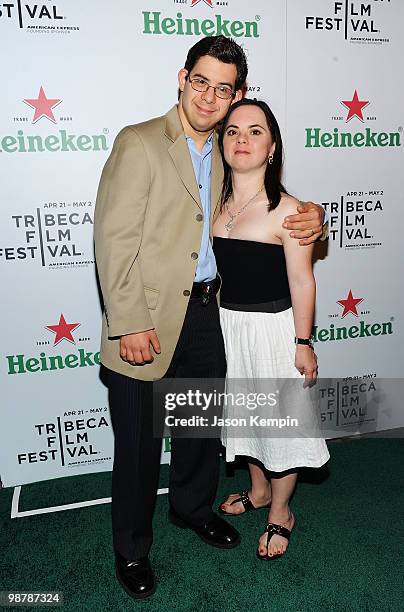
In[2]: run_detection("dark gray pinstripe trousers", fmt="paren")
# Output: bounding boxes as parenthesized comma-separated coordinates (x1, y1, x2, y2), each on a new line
(108, 297, 226, 560)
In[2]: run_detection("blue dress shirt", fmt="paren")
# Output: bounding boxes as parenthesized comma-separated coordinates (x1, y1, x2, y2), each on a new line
(186, 134, 217, 282)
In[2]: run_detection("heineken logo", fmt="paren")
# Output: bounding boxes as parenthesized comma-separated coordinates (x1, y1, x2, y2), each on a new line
(1, 86, 110, 153)
(6, 313, 99, 374)
(7, 349, 100, 375)
(142, 11, 259, 38)
(337, 290, 363, 318)
(312, 320, 392, 343)
(46, 314, 80, 346)
(341, 90, 369, 123)
(0, 129, 108, 153)
(24, 86, 61, 124)
(313, 290, 393, 343)
(305, 89, 401, 149)
(191, 0, 213, 6)
(305, 127, 400, 148)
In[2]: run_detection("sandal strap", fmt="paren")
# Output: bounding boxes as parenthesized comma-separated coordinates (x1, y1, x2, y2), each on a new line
(230, 490, 254, 512)
(265, 522, 291, 542)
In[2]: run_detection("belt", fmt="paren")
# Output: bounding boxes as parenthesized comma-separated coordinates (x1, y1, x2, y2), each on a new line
(220, 296, 292, 313)
(191, 276, 221, 305)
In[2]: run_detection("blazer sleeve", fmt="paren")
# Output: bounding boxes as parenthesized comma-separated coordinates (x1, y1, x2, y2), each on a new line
(94, 126, 154, 338)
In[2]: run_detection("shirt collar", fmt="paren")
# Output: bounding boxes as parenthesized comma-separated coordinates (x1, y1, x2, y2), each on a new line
(186, 131, 214, 156)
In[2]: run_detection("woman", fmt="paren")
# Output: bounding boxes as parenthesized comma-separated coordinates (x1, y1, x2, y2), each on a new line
(212, 98, 329, 560)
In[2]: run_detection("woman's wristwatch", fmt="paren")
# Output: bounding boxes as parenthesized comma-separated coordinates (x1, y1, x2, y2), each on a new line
(294, 337, 313, 349)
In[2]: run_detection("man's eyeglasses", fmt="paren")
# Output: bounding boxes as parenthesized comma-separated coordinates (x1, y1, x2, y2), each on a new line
(186, 76, 235, 100)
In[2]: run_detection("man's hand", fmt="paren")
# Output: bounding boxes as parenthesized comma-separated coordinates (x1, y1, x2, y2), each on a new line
(120, 329, 161, 365)
(283, 201, 325, 246)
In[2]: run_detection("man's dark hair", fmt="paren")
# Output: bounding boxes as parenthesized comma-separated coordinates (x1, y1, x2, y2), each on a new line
(184, 35, 248, 91)
(219, 98, 288, 212)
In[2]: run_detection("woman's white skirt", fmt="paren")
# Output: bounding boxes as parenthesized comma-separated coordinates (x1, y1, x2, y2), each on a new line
(219, 306, 330, 472)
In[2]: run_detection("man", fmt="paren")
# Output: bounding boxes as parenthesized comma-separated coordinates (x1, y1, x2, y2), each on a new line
(94, 35, 325, 599)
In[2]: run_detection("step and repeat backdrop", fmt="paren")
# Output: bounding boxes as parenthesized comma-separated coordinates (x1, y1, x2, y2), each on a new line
(1, 0, 403, 488)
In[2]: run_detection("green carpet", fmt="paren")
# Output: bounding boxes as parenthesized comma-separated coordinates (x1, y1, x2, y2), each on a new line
(1, 438, 403, 611)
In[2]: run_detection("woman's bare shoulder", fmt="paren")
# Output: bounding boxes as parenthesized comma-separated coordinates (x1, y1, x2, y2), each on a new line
(275, 193, 301, 217)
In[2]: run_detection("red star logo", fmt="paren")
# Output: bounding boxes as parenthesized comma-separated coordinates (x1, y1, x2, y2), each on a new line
(23, 86, 62, 124)
(46, 314, 80, 346)
(337, 290, 364, 318)
(341, 90, 369, 123)
(191, 0, 213, 7)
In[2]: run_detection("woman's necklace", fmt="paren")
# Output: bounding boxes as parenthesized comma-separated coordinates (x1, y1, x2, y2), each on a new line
(224, 185, 264, 231)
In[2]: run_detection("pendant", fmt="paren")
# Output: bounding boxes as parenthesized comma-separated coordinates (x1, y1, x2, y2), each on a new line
(224, 221, 233, 231)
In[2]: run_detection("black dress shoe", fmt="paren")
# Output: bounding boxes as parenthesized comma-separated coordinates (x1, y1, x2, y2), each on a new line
(115, 552, 156, 599)
(169, 510, 241, 549)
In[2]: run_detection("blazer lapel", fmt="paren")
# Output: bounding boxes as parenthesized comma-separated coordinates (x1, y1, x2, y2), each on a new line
(165, 106, 202, 211)
(211, 133, 224, 223)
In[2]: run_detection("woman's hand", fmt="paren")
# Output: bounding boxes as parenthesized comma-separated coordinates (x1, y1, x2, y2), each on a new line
(295, 345, 318, 386)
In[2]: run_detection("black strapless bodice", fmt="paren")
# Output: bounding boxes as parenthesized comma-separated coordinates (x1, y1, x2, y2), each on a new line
(213, 237, 290, 305)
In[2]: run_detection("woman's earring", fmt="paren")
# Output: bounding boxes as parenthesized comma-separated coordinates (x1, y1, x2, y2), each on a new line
(268, 154, 274, 165)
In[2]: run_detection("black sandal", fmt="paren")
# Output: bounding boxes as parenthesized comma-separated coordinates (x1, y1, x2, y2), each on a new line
(218, 490, 271, 516)
(256, 522, 292, 560)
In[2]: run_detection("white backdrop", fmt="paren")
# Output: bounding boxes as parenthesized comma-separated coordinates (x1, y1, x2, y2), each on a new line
(1, 0, 403, 488)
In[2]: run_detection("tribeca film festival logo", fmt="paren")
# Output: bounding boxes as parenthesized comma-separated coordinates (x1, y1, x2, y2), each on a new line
(318, 377, 377, 430)
(0, 201, 95, 269)
(17, 408, 110, 468)
(305, 89, 402, 149)
(322, 186, 384, 250)
(6, 312, 101, 375)
(143, 0, 260, 38)
(305, 0, 392, 45)
(312, 290, 393, 344)
(0, 85, 109, 153)
(0, 0, 79, 33)
(14, 317, 110, 469)
(14, 321, 110, 467)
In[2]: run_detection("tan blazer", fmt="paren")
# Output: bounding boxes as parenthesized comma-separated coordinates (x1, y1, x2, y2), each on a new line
(94, 105, 224, 381)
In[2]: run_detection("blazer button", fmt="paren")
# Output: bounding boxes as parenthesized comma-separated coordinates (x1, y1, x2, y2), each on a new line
(183, 289, 190, 296)
(196, 213, 203, 222)
(191, 252, 198, 260)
